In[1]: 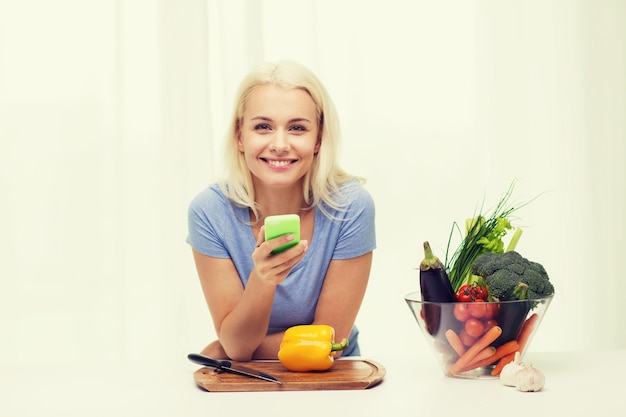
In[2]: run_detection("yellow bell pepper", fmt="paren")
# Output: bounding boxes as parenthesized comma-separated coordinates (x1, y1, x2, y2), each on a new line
(277, 324, 348, 372)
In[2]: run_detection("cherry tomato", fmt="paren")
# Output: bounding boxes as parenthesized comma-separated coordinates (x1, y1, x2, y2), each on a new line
(453, 303, 471, 322)
(473, 285, 489, 301)
(484, 303, 499, 320)
(459, 328, 478, 347)
(456, 283, 489, 302)
(464, 318, 485, 338)
(455, 284, 474, 302)
(468, 300, 488, 318)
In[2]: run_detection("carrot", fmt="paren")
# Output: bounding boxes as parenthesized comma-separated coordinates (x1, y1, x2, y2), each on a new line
(458, 346, 496, 372)
(447, 325, 502, 375)
(490, 351, 517, 376)
(488, 314, 540, 376)
(462, 340, 519, 373)
(517, 313, 539, 353)
(445, 329, 466, 357)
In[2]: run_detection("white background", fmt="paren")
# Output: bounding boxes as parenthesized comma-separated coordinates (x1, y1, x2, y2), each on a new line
(1, 0, 624, 366)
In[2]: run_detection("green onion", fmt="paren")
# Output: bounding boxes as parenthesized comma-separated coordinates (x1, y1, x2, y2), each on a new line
(444, 181, 534, 292)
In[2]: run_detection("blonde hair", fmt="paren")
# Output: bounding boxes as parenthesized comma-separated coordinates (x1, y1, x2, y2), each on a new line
(219, 61, 364, 221)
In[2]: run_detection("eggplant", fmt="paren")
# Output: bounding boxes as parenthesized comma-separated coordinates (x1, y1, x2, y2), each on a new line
(493, 300, 532, 348)
(419, 241, 457, 337)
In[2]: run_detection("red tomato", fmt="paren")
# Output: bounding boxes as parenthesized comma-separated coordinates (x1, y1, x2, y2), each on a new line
(484, 303, 499, 320)
(453, 303, 471, 322)
(455, 284, 474, 302)
(464, 318, 485, 338)
(473, 285, 489, 301)
(456, 283, 490, 302)
(468, 300, 488, 318)
(459, 328, 478, 347)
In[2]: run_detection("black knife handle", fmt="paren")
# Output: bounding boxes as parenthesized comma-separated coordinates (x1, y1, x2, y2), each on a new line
(187, 353, 231, 369)
(187, 352, 282, 384)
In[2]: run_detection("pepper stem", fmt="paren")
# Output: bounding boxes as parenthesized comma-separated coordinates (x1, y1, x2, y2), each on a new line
(331, 338, 349, 352)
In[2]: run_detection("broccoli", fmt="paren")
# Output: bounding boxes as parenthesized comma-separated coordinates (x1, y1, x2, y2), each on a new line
(470, 251, 555, 301)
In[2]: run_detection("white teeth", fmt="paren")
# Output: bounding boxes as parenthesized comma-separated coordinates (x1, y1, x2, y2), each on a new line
(268, 160, 290, 167)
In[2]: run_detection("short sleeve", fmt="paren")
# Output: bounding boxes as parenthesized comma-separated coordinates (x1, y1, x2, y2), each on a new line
(186, 185, 232, 258)
(331, 183, 376, 260)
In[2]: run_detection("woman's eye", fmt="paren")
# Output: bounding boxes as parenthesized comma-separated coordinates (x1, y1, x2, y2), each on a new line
(254, 123, 271, 131)
(289, 125, 307, 132)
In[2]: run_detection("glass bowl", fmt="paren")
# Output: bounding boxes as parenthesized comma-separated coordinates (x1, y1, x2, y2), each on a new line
(405, 291, 553, 379)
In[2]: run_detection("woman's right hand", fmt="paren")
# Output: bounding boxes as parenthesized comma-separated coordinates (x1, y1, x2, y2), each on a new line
(251, 225, 308, 286)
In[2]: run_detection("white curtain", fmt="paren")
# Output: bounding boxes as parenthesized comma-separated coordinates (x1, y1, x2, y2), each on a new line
(1, 0, 624, 366)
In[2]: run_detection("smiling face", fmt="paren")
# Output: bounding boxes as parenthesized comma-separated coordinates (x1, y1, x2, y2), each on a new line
(237, 84, 321, 193)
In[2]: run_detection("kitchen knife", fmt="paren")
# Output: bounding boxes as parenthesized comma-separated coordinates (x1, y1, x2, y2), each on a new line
(187, 353, 282, 384)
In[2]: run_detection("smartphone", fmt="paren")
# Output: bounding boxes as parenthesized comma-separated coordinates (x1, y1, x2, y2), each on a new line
(264, 214, 301, 254)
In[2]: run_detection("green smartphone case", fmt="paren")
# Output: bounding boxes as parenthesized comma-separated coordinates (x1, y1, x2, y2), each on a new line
(264, 214, 301, 254)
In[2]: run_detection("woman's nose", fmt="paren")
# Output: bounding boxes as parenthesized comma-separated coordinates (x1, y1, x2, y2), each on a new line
(270, 130, 290, 152)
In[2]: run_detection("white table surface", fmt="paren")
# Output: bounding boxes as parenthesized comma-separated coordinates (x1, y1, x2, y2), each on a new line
(1, 350, 622, 416)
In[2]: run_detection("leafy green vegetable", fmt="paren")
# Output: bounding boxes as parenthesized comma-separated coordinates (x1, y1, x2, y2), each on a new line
(444, 181, 532, 292)
(470, 251, 555, 301)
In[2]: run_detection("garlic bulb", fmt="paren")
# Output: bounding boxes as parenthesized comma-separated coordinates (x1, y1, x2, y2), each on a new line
(500, 351, 523, 387)
(515, 363, 545, 392)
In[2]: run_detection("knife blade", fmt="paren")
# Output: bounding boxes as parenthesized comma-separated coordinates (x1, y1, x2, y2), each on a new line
(187, 353, 282, 384)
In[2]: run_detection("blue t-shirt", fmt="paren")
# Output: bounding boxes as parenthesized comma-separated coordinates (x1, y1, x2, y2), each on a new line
(186, 181, 376, 356)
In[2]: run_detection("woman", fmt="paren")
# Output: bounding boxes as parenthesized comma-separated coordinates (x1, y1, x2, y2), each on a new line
(187, 61, 375, 361)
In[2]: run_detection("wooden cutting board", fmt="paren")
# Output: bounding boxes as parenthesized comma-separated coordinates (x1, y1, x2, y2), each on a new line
(192, 358, 386, 392)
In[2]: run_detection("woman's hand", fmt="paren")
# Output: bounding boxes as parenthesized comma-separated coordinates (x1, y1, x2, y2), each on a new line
(251, 226, 308, 286)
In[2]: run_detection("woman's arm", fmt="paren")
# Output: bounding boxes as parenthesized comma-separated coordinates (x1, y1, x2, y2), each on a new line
(191, 229, 308, 361)
(195, 251, 372, 360)
(312, 252, 373, 357)
(192, 250, 273, 360)
(251, 252, 373, 359)
(199, 332, 285, 360)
